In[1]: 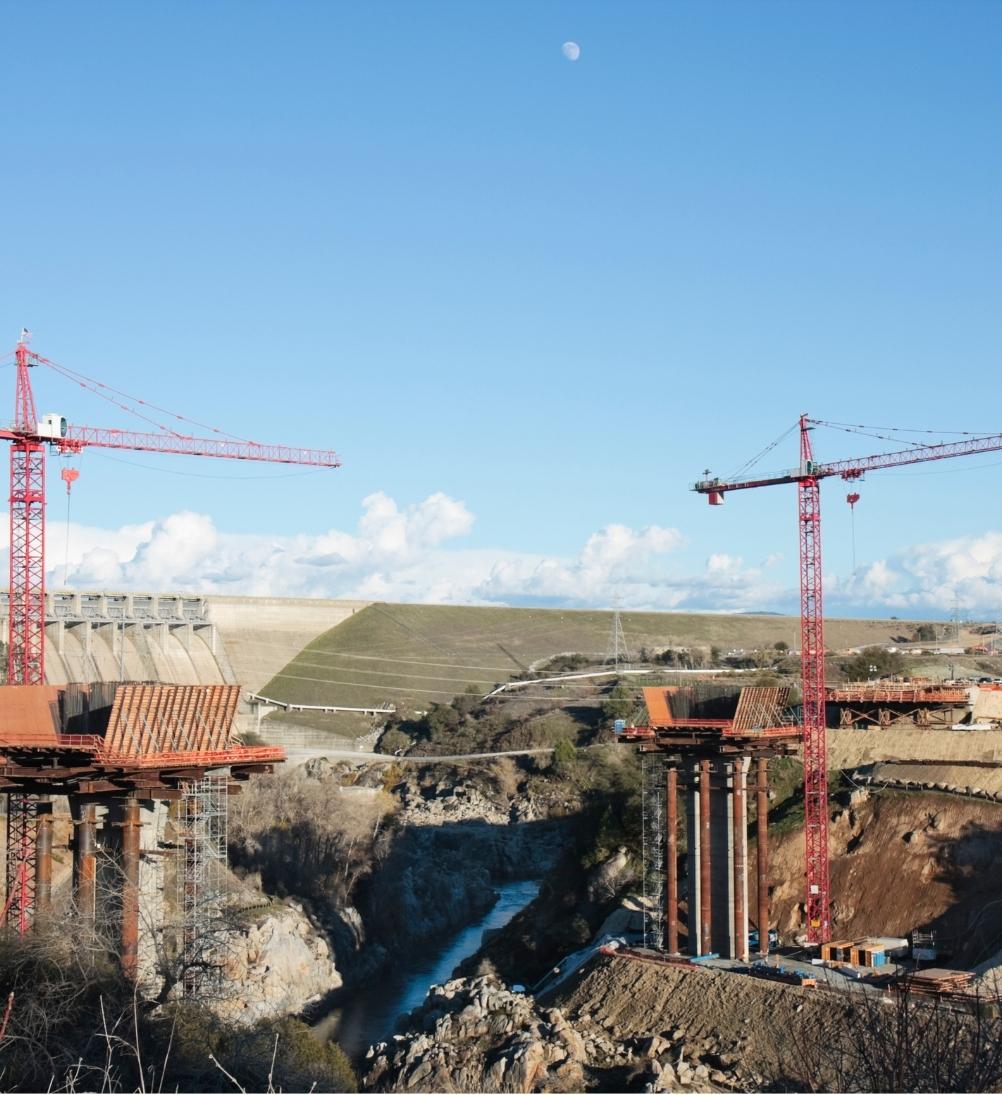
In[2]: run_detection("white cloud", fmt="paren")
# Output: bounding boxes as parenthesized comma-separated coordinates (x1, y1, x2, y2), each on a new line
(30, 489, 1002, 617)
(835, 532, 1002, 616)
(17, 491, 786, 612)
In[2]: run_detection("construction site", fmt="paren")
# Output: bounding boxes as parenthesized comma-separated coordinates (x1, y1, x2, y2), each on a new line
(0, 336, 339, 993)
(5, 330, 1002, 1095)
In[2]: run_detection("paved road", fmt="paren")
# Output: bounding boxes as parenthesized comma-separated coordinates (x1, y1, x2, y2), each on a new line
(280, 745, 559, 765)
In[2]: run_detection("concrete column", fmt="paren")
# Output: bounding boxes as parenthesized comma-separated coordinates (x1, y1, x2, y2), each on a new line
(733, 758, 750, 961)
(699, 759, 712, 956)
(120, 800, 141, 981)
(685, 765, 701, 955)
(35, 801, 53, 915)
(710, 762, 735, 958)
(665, 766, 679, 955)
(757, 756, 770, 956)
(73, 801, 98, 923)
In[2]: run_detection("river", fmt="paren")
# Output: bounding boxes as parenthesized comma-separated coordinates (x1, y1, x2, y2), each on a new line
(315, 879, 541, 1060)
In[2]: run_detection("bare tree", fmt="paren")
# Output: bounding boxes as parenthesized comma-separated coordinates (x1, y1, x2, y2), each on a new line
(788, 977, 1002, 1093)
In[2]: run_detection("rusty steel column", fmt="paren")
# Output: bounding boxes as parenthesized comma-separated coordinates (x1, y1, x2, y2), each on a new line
(732, 759, 748, 961)
(666, 766, 679, 954)
(73, 802, 98, 923)
(757, 756, 770, 956)
(120, 800, 141, 981)
(699, 758, 712, 955)
(34, 801, 53, 915)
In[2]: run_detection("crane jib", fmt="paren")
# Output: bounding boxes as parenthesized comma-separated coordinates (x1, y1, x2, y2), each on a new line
(695, 431, 1002, 496)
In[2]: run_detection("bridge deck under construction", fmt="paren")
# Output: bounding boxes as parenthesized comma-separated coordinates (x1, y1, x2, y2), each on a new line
(0, 682, 282, 796)
(826, 680, 971, 729)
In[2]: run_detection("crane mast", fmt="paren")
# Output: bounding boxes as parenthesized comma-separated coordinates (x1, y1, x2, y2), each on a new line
(4, 335, 341, 687)
(2, 335, 341, 931)
(695, 414, 1002, 945)
(9, 341, 46, 685)
(797, 418, 830, 941)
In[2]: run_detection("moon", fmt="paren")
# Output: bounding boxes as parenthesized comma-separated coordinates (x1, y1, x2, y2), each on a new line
(562, 41, 581, 62)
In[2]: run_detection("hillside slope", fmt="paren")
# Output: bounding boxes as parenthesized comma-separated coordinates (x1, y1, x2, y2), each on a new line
(260, 601, 931, 714)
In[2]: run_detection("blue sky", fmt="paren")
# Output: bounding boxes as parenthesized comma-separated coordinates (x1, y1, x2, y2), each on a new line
(1, 2, 1000, 616)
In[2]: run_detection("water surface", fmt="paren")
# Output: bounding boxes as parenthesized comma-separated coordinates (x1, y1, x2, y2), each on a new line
(316, 879, 540, 1059)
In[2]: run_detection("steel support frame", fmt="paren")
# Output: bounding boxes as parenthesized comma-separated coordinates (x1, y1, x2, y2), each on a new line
(8, 441, 45, 685)
(5, 793, 39, 933)
(799, 417, 830, 943)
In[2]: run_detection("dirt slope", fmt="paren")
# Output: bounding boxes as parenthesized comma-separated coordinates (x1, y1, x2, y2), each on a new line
(768, 789, 1002, 964)
(553, 954, 825, 1089)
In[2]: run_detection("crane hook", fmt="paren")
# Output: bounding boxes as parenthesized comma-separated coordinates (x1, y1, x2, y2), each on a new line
(60, 466, 79, 495)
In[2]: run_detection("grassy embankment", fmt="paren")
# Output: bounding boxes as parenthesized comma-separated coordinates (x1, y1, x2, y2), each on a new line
(259, 601, 926, 725)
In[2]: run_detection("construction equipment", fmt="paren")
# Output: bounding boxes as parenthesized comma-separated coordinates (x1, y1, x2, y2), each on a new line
(695, 414, 1002, 944)
(2, 332, 339, 929)
(6, 333, 341, 687)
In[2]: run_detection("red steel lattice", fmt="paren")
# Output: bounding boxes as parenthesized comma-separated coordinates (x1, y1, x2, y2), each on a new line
(798, 418, 830, 943)
(5, 794, 38, 933)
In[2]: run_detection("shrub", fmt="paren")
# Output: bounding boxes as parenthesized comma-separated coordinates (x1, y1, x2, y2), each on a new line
(601, 682, 634, 721)
(378, 728, 412, 755)
(553, 739, 578, 771)
(841, 646, 905, 680)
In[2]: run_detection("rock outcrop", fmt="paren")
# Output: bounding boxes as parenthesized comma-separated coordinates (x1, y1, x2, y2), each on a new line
(363, 976, 585, 1093)
(362, 971, 754, 1093)
(213, 902, 342, 1025)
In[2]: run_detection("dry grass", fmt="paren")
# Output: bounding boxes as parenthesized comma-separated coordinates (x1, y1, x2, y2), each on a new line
(261, 602, 919, 715)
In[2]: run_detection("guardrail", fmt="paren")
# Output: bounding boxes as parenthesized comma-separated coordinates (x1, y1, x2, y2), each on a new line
(246, 692, 395, 717)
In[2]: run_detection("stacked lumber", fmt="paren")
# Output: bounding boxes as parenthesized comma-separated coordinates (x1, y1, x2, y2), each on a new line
(908, 968, 975, 997)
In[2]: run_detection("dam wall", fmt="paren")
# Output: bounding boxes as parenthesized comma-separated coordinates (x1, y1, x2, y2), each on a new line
(0, 591, 371, 693)
(206, 595, 370, 693)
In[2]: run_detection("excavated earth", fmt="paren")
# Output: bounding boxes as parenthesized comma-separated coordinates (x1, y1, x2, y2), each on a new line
(768, 787, 1002, 964)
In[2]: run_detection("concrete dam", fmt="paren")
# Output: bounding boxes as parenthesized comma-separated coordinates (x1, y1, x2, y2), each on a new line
(2, 591, 371, 693)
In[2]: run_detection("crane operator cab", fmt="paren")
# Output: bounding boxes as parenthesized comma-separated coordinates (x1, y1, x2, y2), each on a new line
(36, 413, 68, 440)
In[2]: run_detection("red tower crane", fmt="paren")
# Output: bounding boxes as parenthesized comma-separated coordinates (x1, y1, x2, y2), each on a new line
(695, 414, 1002, 944)
(5, 335, 341, 685)
(3, 333, 341, 922)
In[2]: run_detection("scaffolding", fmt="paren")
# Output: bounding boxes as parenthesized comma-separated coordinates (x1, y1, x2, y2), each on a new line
(175, 776, 229, 997)
(641, 753, 667, 952)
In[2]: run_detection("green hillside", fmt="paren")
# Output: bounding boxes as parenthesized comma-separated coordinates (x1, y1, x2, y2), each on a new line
(259, 602, 925, 716)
